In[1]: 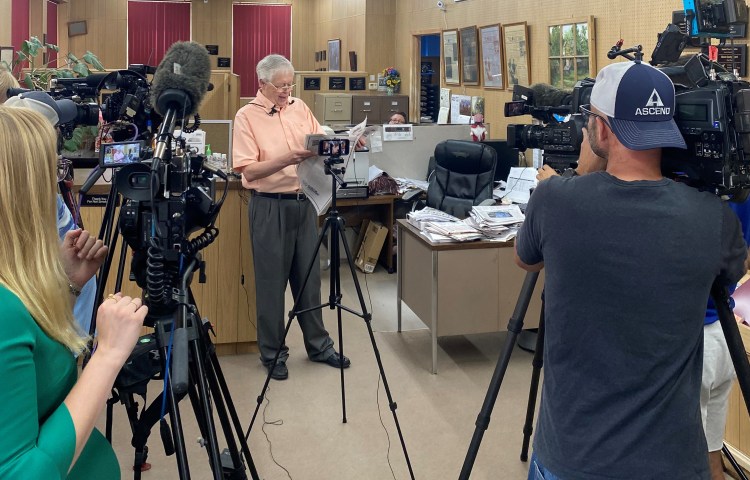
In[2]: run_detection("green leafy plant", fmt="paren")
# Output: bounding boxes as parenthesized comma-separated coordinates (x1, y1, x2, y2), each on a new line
(1, 37, 105, 152)
(1, 36, 104, 90)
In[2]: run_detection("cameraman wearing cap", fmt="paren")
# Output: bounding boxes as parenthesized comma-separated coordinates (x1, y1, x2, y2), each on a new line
(515, 60, 747, 479)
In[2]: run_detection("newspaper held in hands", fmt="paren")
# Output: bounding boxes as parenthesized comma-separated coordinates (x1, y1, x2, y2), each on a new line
(298, 118, 372, 215)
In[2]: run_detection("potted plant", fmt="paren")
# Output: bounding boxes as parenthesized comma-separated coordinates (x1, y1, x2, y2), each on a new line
(2, 36, 104, 153)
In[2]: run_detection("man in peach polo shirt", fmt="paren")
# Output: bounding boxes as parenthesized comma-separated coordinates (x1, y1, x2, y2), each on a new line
(232, 54, 350, 381)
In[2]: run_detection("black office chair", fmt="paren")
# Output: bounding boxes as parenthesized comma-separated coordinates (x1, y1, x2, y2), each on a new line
(415, 140, 497, 218)
(480, 140, 520, 183)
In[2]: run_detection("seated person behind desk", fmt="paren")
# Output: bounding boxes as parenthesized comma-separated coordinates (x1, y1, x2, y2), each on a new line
(388, 111, 407, 124)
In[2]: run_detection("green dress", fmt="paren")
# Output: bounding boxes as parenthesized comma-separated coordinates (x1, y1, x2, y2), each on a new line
(0, 286, 120, 479)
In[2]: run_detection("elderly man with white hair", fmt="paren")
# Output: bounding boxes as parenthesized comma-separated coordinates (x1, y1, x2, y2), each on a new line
(232, 54, 350, 381)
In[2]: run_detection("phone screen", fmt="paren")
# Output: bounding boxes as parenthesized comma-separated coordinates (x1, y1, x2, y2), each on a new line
(318, 139, 350, 156)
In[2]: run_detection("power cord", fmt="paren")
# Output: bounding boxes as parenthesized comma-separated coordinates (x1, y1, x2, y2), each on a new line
(238, 189, 258, 331)
(260, 386, 293, 480)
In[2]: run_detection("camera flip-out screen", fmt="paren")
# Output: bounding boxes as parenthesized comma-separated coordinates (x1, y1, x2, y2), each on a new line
(100, 141, 143, 168)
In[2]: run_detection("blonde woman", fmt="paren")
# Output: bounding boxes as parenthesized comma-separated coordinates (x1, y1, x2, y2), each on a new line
(0, 106, 147, 479)
(0, 67, 20, 104)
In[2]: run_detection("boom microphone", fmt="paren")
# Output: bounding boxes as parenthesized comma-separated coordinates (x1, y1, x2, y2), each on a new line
(150, 41, 211, 165)
(530, 83, 574, 107)
(150, 41, 211, 118)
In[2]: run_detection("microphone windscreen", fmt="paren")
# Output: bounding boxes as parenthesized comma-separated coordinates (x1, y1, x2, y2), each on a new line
(150, 41, 211, 116)
(530, 83, 573, 107)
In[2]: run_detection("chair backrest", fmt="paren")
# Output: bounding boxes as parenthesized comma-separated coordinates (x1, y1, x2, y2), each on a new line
(480, 140, 519, 182)
(427, 140, 497, 218)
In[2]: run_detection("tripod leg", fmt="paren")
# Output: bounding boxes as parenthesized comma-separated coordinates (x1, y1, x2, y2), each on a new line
(460, 271, 540, 480)
(335, 217, 416, 480)
(246, 216, 334, 436)
(330, 218, 348, 423)
(722, 444, 749, 480)
(712, 282, 750, 420)
(207, 345, 261, 480)
(520, 300, 545, 462)
(187, 336, 223, 480)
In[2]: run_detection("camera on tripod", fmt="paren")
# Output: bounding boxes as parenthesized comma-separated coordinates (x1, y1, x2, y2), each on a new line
(115, 147, 222, 317)
(504, 80, 593, 172)
(504, 0, 750, 197)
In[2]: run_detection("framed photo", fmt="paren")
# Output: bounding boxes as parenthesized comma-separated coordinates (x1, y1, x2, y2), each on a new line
(548, 17, 596, 88)
(328, 39, 341, 72)
(442, 29, 460, 85)
(479, 24, 504, 89)
(503, 22, 531, 89)
(459, 26, 479, 85)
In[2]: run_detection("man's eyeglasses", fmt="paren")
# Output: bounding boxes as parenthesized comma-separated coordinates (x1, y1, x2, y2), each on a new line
(579, 104, 610, 129)
(266, 82, 296, 92)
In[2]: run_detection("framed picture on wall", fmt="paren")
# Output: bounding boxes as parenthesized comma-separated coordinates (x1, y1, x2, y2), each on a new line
(479, 24, 504, 89)
(328, 39, 341, 72)
(459, 26, 480, 85)
(503, 22, 531, 89)
(442, 29, 460, 85)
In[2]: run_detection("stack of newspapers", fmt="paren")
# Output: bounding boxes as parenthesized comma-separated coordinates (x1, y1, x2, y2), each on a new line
(406, 207, 482, 243)
(466, 205, 525, 242)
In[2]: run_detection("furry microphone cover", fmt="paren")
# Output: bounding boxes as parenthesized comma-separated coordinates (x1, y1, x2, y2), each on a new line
(150, 41, 212, 116)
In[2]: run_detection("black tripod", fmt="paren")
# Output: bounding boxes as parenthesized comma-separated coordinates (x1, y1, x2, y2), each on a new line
(85, 174, 259, 480)
(244, 154, 415, 479)
(459, 271, 750, 479)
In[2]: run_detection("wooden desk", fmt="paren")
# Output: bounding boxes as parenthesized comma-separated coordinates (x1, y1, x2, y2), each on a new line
(319, 194, 397, 272)
(396, 220, 543, 373)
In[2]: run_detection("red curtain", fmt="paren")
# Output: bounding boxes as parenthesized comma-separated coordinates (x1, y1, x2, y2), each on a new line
(10, 0, 29, 72)
(232, 4, 292, 97)
(128, 1, 191, 67)
(46, 1, 58, 67)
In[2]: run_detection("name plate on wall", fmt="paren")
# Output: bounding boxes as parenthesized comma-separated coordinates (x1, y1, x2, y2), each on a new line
(304, 77, 321, 90)
(349, 77, 366, 90)
(329, 77, 346, 90)
(383, 124, 414, 142)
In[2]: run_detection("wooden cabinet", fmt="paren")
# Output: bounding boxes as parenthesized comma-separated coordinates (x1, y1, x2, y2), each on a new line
(199, 71, 241, 121)
(76, 182, 256, 356)
(313, 93, 353, 126)
(351, 94, 408, 125)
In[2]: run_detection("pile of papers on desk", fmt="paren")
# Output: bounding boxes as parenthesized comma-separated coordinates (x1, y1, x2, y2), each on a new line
(406, 207, 482, 243)
(465, 204, 525, 242)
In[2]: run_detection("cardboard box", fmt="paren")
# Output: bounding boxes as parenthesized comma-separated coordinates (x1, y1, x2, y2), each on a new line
(355, 220, 388, 273)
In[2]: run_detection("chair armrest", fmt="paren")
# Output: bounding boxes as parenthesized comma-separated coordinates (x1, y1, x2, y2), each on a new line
(479, 198, 496, 206)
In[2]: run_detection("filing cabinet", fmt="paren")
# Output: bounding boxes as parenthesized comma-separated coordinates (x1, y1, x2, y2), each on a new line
(313, 93, 352, 126)
(351, 94, 409, 125)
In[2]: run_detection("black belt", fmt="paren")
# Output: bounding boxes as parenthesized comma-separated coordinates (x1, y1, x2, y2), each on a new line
(251, 190, 307, 201)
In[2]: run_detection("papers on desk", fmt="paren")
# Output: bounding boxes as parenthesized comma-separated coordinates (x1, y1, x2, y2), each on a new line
(498, 167, 538, 204)
(407, 205, 524, 243)
(394, 177, 429, 193)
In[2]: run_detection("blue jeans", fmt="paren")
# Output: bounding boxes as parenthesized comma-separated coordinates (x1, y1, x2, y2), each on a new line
(527, 453, 562, 480)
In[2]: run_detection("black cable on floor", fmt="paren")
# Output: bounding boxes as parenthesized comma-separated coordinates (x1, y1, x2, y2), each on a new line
(376, 372, 397, 480)
(261, 386, 293, 480)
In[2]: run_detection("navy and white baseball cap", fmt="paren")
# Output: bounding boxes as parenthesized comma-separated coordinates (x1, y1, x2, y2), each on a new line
(5, 90, 78, 126)
(590, 60, 686, 150)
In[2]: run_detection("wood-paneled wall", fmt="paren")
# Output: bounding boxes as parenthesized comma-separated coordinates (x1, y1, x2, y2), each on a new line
(0, 0, 10, 46)
(394, 0, 689, 135)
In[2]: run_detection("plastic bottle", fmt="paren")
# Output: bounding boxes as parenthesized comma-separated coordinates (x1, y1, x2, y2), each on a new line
(205, 144, 212, 158)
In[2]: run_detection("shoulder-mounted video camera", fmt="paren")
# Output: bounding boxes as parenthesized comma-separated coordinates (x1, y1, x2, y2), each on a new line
(505, 0, 750, 197)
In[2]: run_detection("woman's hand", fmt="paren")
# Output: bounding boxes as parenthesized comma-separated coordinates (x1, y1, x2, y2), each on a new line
(94, 293, 148, 366)
(60, 229, 108, 290)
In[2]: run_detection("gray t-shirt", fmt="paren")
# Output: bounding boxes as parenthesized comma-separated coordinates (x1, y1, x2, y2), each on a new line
(516, 172, 747, 479)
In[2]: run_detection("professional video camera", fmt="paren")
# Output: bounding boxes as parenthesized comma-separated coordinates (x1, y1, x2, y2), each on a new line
(504, 80, 594, 172)
(504, 0, 750, 197)
(101, 42, 219, 319)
